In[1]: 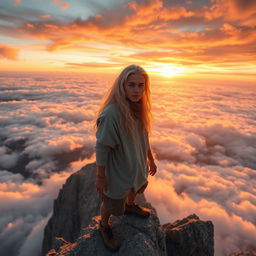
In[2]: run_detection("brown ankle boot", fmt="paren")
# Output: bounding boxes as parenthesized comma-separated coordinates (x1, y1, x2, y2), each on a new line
(98, 221, 119, 252)
(125, 203, 150, 218)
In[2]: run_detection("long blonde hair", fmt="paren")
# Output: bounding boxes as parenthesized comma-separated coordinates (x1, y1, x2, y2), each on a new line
(95, 64, 152, 136)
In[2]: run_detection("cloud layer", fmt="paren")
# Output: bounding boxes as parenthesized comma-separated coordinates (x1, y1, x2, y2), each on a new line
(0, 0, 255, 73)
(0, 45, 19, 60)
(0, 73, 256, 255)
(146, 78, 256, 255)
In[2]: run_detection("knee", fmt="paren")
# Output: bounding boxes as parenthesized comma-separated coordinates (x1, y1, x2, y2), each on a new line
(110, 205, 125, 216)
(101, 197, 126, 216)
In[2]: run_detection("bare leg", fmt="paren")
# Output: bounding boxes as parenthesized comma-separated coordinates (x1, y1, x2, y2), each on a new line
(100, 201, 111, 227)
(99, 201, 119, 251)
(127, 190, 137, 205)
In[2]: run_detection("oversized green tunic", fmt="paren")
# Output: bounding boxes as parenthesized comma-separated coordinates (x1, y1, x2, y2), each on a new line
(95, 103, 149, 199)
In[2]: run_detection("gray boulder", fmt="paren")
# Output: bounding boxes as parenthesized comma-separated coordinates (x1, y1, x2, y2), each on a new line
(162, 214, 214, 256)
(42, 162, 215, 256)
(42, 163, 101, 255)
(45, 194, 166, 256)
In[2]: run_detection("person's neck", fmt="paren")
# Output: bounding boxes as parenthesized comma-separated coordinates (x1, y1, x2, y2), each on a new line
(126, 98, 142, 119)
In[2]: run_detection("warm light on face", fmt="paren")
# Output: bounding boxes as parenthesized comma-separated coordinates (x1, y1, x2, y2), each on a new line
(124, 73, 145, 102)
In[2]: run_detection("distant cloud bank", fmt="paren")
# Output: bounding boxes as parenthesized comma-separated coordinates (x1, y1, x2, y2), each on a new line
(0, 73, 255, 256)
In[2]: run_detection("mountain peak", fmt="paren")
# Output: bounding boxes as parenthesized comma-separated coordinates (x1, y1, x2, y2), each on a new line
(44, 162, 254, 256)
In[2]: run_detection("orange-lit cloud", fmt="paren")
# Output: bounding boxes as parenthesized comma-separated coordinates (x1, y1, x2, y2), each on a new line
(18, 1, 255, 67)
(205, 0, 256, 21)
(0, 170, 72, 256)
(65, 62, 121, 69)
(147, 173, 256, 255)
(40, 14, 51, 19)
(0, 0, 255, 74)
(0, 73, 255, 256)
(159, 6, 194, 20)
(13, 0, 21, 4)
(0, 45, 19, 60)
(53, 0, 69, 9)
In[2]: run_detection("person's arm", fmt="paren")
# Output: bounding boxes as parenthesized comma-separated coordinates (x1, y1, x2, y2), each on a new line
(95, 142, 110, 194)
(147, 148, 157, 176)
(95, 136, 111, 194)
(95, 111, 120, 193)
(97, 165, 106, 178)
(96, 165, 107, 194)
(147, 148, 154, 164)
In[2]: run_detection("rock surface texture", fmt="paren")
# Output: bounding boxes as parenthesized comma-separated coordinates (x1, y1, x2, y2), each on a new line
(45, 200, 166, 256)
(228, 251, 256, 256)
(162, 214, 214, 256)
(42, 163, 100, 255)
(42, 162, 216, 256)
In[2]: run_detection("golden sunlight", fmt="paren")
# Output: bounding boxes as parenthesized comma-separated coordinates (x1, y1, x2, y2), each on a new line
(148, 63, 186, 77)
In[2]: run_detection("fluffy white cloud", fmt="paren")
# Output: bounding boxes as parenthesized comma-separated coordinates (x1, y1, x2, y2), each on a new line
(18, 215, 50, 256)
(146, 168, 256, 255)
(0, 73, 255, 256)
(0, 169, 76, 256)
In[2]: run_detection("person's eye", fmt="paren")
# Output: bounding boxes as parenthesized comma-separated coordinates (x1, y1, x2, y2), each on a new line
(139, 84, 144, 88)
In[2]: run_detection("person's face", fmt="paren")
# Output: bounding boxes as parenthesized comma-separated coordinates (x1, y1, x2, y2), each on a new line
(124, 73, 145, 102)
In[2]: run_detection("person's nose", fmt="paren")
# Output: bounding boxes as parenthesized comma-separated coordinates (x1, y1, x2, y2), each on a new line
(134, 85, 140, 93)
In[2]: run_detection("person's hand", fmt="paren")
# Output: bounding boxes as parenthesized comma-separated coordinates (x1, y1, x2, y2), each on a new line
(148, 160, 157, 176)
(96, 176, 107, 194)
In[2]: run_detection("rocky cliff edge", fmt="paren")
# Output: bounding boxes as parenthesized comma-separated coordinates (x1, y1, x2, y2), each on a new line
(41, 162, 253, 256)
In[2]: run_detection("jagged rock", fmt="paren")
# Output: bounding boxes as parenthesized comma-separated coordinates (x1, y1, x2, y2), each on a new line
(42, 163, 101, 255)
(46, 195, 166, 256)
(228, 251, 256, 256)
(42, 162, 215, 256)
(162, 214, 214, 256)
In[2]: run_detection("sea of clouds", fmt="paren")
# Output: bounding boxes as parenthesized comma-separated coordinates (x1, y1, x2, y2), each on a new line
(0, 72, 255, 256)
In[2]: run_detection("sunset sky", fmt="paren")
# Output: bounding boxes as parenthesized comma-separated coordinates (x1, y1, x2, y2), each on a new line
(1, 1, 256, 255)
(0, 0, 256, 78)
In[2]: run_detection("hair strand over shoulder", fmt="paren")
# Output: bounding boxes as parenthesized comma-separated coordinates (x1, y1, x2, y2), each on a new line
(94, 64, 152, 136)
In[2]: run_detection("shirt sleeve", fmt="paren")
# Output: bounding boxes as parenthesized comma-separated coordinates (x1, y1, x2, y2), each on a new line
(95, 141, 111, 166)
(95, 112, 120, 166)
(96, 114, 120, 148)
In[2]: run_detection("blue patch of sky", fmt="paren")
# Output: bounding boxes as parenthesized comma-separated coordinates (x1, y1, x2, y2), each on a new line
(0, 3, 50, 24)
(188, 0, 212, 6)
(1, 0, 127, 22)
(163, 21, 208, 33)
(0, 19, 13, 27)
(180, 25, 207, 32)
(163, 0, 212, 7)
(0, 0, 127, 46)
(0, 34, 49, 46)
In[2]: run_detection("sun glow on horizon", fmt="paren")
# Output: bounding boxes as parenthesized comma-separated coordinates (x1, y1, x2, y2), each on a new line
(148, 64, 187, 78)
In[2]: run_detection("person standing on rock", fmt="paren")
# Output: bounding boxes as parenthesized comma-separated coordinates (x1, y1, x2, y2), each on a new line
(95, 64, 157, 252)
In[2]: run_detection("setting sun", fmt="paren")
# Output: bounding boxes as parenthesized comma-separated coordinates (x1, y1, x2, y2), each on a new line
(0, 1, 256, 256)
(148, 64, 187, 77)
(0, 0, 255, 77)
